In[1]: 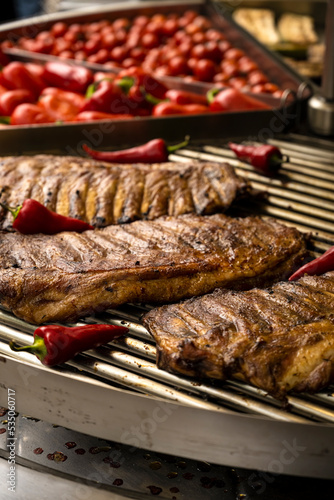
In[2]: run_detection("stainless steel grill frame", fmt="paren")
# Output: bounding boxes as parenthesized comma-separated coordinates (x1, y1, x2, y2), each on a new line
(0, 134, 334, 479)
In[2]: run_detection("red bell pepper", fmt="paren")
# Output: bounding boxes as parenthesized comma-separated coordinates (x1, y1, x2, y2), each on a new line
(9, 324, 128, 366)
(38, 93, 80, 122)
(10, 103, 54, 125)
(1, 199, 94, 234)
(83, 138, 189, 163)
(228, 142, 287, 174)
(152, 102, 210, 116)
(289, 246, 334, 281)
(43, 61, 94, 94)
(207, 88, 271, 112)
(40, 87, 86, 110)
(75, 111, 133, 121)
(0, 89, 35, 116)
(165, 89, 208, 106)
(1, 61, 45, 98)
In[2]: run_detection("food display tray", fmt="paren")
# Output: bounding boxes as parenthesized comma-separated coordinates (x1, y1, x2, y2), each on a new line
(0, 133, 334, 480)
(0, 0, 311, 156)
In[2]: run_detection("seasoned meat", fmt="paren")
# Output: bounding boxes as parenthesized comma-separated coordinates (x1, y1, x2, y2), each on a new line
(143, 272, 334, 399)
(0, 155, 247, 228)
(0, 214, 306, 325)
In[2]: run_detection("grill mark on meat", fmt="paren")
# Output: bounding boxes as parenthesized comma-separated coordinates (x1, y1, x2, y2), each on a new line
(92, 170, 118, 226)
(0, 155, 247, 229)
(167, 170, 194, 217)
(143, 272, 334, 398)
(0, 214, 306, 325)
(141, 170, 170, 219)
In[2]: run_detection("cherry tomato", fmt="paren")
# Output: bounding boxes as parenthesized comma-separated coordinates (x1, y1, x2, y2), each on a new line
(238, 56, 259, 74)
(221, 60, 239, 78)
(206, 29, 226, 41)
(51, 22, 67, 38)
(162, 19, 178, 36)
(248, 70, 269, 86)
(142, 33, 159, 49)
(110, 46, 128, 63)
(193, 59, 216, 81)
(224, 48, 245, 61)
(168, 56, 189, 76)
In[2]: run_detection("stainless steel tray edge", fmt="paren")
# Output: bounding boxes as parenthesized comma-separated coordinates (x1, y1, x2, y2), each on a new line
(1, 352, 334, 480)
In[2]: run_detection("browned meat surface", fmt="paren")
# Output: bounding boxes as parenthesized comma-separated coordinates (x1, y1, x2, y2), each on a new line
(143, 272, 334, 399)
(0, 214, 306, 325)
(0, 155, 247, 228)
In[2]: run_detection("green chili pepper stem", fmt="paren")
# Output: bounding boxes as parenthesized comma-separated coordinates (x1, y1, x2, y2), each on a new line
(167, 138, 189, 154)
(85, 79, 113, 99)
(0, 116, 10, 125)
(0, 202, 22, 220)
(206, 87, 221, 104)
(270, 154, 288, 167)
(116, 76, 135, 94)
(9, 336, 48, 361)
(142, 89, 166, 105)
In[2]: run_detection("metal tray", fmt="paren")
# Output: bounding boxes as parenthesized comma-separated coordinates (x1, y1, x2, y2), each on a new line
(0, 0, 311, 156)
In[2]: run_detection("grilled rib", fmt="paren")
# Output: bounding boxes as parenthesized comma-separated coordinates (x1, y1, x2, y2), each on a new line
(0, 214, 306, 325)
(0, 155, 247, 228)
(143, 272, 334, 399)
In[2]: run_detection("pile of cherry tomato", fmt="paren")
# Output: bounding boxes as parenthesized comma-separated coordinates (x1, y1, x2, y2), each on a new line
(1, 9, 282, 96)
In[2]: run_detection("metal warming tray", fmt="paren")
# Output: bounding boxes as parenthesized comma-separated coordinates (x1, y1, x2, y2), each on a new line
(1, 134, 334, 480)
(0, 0, 311, 155)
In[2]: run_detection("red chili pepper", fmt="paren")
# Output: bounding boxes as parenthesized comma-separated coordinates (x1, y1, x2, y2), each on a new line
(165, 89, 208, 106)
(116, 67, 168, 99)
(83, 137, 189, 164)
(0, 89, 35, 116)
(289, 246, 334, 281)
(207, 88, 271, 112)
(43, 61, 94, 94)
(75, 111, 133, 122)
(80, 79, 125, 113)
(228, 142, 287, 174)
(10, 103, 54, 125)
(0, 199, 94, 234)
(152, 102, 210, 116)
(1, 61, 45, 98)
(9, 324, 128, 366)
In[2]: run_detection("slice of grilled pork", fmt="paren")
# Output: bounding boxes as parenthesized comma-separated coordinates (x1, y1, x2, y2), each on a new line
(0, 214, 306, 324)
(0, 155, 247, 228)
(143, 272, 334, 399)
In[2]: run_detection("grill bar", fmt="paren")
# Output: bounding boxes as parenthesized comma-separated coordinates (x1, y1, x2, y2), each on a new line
(0, 134, 333, 427)
(2, 305, 334, 424)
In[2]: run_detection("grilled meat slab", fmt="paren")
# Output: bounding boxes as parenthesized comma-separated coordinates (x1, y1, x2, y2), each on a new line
(0, 214, 306, 325)
(0, 155, 247, 228)
(143, 272, 334, 399)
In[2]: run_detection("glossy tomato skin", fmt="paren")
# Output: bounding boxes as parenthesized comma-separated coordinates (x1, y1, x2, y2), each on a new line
(193, 59, 216, 82)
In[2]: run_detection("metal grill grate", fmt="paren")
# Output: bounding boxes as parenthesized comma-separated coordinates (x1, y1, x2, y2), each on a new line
(0, 134, 334, 426)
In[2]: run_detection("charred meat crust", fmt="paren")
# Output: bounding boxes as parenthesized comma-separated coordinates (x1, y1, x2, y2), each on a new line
(0, 214, 306, 324)
(143, 272, 334, 399)
(0, 155, 248, 228)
